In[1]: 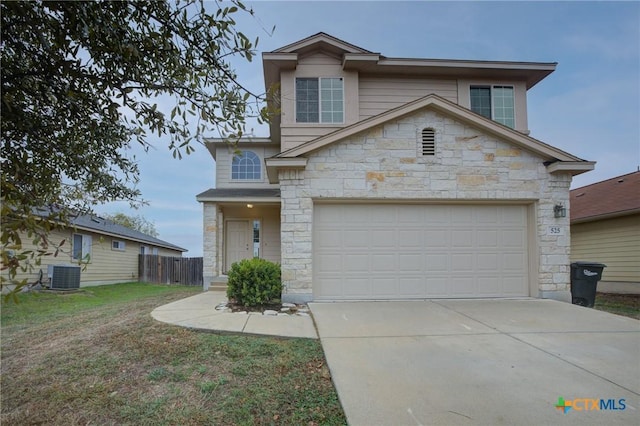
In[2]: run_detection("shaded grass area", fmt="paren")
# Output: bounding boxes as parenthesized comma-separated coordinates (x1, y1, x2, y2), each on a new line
(1, 283, 346, 425)
(594, 292, 640, 320)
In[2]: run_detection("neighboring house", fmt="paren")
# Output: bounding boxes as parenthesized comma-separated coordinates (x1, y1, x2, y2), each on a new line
(197, 33, 594, 303)
(570, 171, 640, 294)
(6, 212, 186, 287)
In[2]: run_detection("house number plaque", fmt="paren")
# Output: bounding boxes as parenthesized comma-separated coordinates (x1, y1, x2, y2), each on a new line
(548, 226, 565, 236)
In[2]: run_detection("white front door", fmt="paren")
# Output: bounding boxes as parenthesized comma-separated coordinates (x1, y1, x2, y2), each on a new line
(225, 220, 252, 272)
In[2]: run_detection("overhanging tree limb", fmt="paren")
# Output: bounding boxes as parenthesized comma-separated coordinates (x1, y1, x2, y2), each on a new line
(1, 0, 271, 299)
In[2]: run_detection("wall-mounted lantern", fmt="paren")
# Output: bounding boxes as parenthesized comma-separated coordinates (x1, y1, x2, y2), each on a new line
(554, 204, 566, 218)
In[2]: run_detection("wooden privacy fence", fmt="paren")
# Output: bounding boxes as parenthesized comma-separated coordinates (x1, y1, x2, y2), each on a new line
(139, 255, 203, 286)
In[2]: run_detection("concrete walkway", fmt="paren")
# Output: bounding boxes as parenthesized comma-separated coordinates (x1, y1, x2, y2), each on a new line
(151, 291, 317, 339)
(310, 299, 640, 426)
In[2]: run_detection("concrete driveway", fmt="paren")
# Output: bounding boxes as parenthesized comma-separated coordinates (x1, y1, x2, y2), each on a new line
(309, 299, 639, 426)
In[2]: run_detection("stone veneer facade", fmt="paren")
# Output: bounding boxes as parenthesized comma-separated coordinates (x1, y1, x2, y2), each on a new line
(278, 108, 572, 303)
(202, 202, 220, 290)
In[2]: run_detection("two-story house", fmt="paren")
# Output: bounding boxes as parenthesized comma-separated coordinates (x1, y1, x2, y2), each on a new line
(197, 33, 594, 304)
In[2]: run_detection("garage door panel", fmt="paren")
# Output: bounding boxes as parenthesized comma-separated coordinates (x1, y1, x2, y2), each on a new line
(344, 229, 369, 248)
(343, 254, 368, 273)
(424, 206, 450, 224)
(398, 253, 423, 272)
(477, 276, 501, 295)
(372, 277, 397, 297)
(316, 253, 342, 271)
(425, 230, 449, 247)
(425, 254, 448, 271)
(313, 204, 529, 300)
(451, 277, 476, 296)
(476, 206, 500, 223)
(398, 277, 426, 296)
(502, 276, 527, 296)
(371, 254, 396, 271)
(398, 229, 423, 248)
(426, 277, 449, 296)
(371, 229, 396, 246)
(501, 229, 525, 247)
(318, 278, 344, 297)
(477, 230, 498, 247)
(452, 230, 473, 248)
(451, 253, 474, 271)
(501, 207, 526, 224)
(451, 208, 473, 223)
(370, 207, 395, 224)
(343, 278, 370, 297)
(316, 229, 342, 248)
(477, 253, 499, 270)
(503, 253, 526, 271)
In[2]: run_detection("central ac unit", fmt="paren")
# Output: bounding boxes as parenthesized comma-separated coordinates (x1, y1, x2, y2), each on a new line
(47, 265, 81, 290)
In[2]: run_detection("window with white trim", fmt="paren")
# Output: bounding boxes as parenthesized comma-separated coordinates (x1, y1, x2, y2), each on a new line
(296, 77, 344, 123)
(112, 240, 126, 251)
(231, 151, 261, 180)
(470, 85, 515, 128)
(72, 233, 92, 261)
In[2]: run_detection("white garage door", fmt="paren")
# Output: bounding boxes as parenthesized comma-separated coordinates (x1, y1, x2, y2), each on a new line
(313, 204, 529, 300)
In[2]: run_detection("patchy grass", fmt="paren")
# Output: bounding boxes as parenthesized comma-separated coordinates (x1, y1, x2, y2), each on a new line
(594, 292, 640, 320)
(1, 283, 346, 425)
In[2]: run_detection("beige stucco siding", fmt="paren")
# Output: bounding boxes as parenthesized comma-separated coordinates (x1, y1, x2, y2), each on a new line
(5, 228, 182, 287)
(571, 214, 640, 283)
(215, 145, 280, 188)
(280, 52, 359, 152)
(358, 76, 458, 120)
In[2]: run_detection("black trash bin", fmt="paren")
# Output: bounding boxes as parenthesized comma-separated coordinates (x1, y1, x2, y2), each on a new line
(570, 262, 606, 307)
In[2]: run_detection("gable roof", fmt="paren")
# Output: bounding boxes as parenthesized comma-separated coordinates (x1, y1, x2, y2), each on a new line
(263, 32, 555, 89)
(271, 32, 373, 55)
(265, 94, 593, 182)
(262, 33, 557, 144)
(570, 171, 640, 223)
(34, 208, 187, 252)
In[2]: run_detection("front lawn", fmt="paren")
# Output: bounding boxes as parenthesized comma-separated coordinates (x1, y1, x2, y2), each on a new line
(594, 292, 640, 320)
(1, 283, 346, 425)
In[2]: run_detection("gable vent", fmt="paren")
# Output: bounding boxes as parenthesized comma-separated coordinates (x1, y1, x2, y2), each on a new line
(421, 128, 435, 156)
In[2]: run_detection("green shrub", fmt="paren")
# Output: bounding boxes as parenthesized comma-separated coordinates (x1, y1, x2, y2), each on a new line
(226, 258, 282, 307)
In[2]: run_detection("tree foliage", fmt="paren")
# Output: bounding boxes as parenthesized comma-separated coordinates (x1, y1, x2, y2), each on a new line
(1, 0, 269, 298)
(105, 213, 159, 238)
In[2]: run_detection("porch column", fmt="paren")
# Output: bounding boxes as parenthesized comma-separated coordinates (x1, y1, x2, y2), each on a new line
(280, 169, 313, 303)
(202, 202, 218, 290)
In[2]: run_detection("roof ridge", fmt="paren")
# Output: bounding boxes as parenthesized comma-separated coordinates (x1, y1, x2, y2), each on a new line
(571, 170, 640, 192)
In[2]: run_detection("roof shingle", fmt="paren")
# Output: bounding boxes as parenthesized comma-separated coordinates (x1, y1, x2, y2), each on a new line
(570, 171, 640, 222)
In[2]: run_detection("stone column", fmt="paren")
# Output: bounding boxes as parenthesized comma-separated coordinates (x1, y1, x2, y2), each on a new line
(202, 202, 218, 290)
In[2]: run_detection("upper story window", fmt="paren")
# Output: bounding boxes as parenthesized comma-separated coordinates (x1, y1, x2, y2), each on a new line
(296, 77, 344, 123)
(470, 85, 515, 128)
(231, 150, 261, 180)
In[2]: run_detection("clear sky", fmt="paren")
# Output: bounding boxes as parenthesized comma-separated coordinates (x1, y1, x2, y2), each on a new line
(95, 1, 640, 256)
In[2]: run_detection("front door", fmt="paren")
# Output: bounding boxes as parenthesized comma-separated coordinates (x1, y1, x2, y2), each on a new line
(225, 220, 252, 272)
